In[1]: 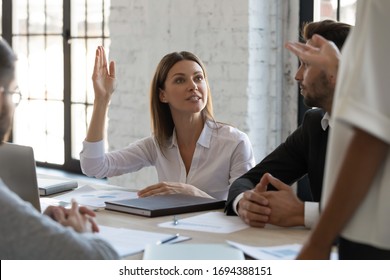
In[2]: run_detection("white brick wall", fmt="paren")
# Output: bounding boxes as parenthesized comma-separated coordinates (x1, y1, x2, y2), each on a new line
(107, 0, 299, 189)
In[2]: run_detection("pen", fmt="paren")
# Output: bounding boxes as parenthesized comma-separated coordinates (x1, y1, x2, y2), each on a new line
(156, 233, 180, 245)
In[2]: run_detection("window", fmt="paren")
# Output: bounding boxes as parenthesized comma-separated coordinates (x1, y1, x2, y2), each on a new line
(298, 0, 357, 124)
(313, 0, 357, 25)
(2, 0, 110, 173)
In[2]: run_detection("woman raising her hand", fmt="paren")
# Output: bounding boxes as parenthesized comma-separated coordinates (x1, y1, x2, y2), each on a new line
(80, 47, 254, 200)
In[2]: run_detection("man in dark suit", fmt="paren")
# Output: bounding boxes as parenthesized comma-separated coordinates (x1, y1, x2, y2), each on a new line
(225, 20, 351, 228)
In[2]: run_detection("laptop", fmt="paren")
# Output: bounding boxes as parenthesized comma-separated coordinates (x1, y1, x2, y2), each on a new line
(0, 142, 41, 211)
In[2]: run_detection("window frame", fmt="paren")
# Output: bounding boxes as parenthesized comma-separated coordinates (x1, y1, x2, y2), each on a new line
(1, 1, 109, 174)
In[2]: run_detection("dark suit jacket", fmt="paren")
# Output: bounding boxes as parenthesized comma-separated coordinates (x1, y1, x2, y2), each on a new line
(225, 108, 329, 215)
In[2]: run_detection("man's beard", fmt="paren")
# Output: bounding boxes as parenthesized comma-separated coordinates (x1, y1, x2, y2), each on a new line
(303, 72, 333, 109)
(303, 94, 327, 108)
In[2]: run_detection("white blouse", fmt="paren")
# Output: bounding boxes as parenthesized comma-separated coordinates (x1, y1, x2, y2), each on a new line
(80, 121, 255, 200)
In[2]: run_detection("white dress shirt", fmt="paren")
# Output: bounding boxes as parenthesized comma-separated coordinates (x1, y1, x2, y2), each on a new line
(80, 121, 255, 200)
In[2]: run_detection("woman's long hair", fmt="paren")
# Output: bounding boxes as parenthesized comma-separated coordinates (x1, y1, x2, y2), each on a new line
(0, 38, 17, 144)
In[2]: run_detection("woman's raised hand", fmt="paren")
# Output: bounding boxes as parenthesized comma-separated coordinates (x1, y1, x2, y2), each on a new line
(92, 46, 116, 104)
(85, 46, 115, 142)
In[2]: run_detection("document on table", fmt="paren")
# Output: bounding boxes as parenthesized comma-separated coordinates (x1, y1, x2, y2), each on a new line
(97, 225, 190, 257)
(226, 241, 339, 260)
(158, 212, 249, 233)
(47, 185, 138, 209)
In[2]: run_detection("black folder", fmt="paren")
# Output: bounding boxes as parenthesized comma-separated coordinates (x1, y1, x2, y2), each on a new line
(105, 194, 226, 217)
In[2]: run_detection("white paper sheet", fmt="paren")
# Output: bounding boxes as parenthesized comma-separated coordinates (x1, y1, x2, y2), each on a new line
(158, 212, 249, 233)
(227, 240, 302, 259)
(49, 185, 138, 208)
(226, 240, 339, 260)
(97, 225, 190, 257)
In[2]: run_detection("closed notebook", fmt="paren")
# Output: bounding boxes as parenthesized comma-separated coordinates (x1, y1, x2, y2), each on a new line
(105, 194, 226, 217)
(38, 178, 78, 196)
(143, 243, 245, 260)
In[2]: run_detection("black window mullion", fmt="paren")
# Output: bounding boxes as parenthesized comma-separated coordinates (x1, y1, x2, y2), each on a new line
(297, 0, 315, 202)
(298, 0, 314, 125)
(336, 0, 341, 21)
(63, 0, 76, 172)
(102, 0, 106, 45)
(1, 0, 13, 142)
(1, 0, 12, 45)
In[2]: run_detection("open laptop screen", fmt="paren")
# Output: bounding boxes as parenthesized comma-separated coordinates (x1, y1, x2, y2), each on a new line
(0, 142, 41, 211)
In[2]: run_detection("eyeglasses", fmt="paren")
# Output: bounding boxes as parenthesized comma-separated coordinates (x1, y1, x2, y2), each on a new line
(5, 87, 22, 106)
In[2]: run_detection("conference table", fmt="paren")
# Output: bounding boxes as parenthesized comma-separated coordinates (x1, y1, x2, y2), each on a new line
(98, 210, 310, 260)
(40, 174, 311, 260)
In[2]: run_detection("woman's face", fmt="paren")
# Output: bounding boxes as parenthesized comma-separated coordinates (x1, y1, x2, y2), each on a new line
(160, 60, 208, 117)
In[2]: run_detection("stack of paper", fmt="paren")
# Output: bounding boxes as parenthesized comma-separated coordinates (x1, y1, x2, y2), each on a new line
(226, 241, 339, 260)
(50, 185, 138, 209)
(227, 241, 302, 260)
